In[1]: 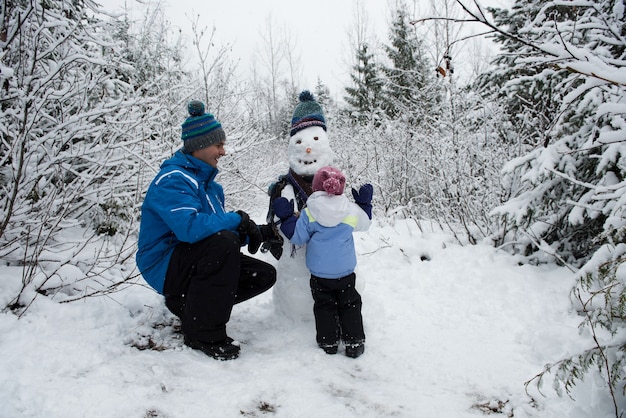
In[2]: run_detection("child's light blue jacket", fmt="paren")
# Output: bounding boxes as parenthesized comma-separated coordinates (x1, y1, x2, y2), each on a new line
(291, 191, 370, 279)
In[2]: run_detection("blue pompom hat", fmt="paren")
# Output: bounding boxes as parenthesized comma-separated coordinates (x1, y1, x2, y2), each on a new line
(181, 100, 226, 152)
(290, 90, 327, 137)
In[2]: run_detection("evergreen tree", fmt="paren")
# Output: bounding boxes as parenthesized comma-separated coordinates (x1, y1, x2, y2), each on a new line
(343, 43, 384, 124)
(476, 0, 570, 151)
(381, 2, 435, 121)
(479, 0, 626, 408)
(314, 78, 331, 108)
(485, 0, 625, 266)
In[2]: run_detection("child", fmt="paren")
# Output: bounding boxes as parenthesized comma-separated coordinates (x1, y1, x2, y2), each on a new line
(273, 166, 373, 358)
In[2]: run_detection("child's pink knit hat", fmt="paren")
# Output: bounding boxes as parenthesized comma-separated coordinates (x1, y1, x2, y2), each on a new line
(312, 166, 346, 196)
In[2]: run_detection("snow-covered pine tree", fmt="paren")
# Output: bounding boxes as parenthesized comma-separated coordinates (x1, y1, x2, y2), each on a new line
(475, 0, 626, 410)
(486, 0, 625, 267)
(476, 0, 568, 152)
(314, 79, 332, 109)
(343, 42, 385, 125)
(380, 1, 436, 123)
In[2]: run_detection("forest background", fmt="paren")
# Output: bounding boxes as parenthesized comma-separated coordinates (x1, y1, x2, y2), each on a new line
(1, 0, 625, 415)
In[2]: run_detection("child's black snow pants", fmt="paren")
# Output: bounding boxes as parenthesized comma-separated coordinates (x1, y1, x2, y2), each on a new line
(310, 273, 365, 347)
(163, 230, 276, 343)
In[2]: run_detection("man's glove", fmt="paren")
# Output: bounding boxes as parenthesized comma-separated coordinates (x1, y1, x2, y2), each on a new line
(258, 224, 279, 243)
(272, 197, 294, 220)
(246, 221, 263, 254)
(352, 184, 373, 219)
(260, 223, 284, 260)
(236, 210, 263, 254)
(236, 210, 251, 242)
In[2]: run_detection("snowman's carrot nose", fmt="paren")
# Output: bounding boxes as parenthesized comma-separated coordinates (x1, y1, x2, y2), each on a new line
(306, 147, 312, 153)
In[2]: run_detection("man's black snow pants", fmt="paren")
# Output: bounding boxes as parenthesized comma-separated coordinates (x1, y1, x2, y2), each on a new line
(163, 230, 276, 343)
(310, 273, 365, 347)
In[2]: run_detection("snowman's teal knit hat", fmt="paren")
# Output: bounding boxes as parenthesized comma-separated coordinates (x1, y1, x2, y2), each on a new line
(290, 90, 326, 137)
(181, 100, 226, 152)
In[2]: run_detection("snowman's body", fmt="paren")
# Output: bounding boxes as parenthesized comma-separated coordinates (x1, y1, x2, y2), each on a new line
(269, 121, 334, 321)
(271, 182, 315, 320)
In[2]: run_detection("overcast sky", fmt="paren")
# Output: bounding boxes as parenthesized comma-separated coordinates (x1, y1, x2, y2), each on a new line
(97, 0, 511, 97)
(98, 0, 392, 95)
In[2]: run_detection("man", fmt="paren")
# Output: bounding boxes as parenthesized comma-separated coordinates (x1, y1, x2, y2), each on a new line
(136, 100, 276, 360)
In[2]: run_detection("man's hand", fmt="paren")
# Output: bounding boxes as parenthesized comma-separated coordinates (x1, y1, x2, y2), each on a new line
(246, 220, 263, 254)
(236, 210, 263, 254)
(236, 210, 251, 242)
(258, 224, 280, 243)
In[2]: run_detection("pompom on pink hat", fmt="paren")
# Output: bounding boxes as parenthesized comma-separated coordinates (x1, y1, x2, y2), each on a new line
(312, 166, 346, 196)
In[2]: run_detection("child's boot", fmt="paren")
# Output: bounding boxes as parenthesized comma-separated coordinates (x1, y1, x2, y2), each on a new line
(319, 343, 339, 355)
(345, 342, 365, 358)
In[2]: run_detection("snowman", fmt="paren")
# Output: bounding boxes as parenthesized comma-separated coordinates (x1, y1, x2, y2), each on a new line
(262, 91, 334, 321)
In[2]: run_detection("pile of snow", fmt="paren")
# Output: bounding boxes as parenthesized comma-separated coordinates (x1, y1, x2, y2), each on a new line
(0, 219, 617, 417)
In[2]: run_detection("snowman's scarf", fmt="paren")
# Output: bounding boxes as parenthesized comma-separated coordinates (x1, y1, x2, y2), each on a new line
(286, 169, 313, 211)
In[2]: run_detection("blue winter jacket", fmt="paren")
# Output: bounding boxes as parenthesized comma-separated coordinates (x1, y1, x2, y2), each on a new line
(136, 150, 241, 294)
(290, 191, 371, 279)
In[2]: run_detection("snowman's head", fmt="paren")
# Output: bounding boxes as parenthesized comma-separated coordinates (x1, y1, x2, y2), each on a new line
(288, 126, 333, 176)
(288, 91, 334, 176)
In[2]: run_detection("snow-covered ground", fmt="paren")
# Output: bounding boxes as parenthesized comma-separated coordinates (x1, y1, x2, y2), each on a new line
(0, 218, 617, 417)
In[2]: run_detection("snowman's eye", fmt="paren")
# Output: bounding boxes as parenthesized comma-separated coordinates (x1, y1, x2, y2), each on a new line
(296, 139, 302, 144)
(313, 137, 319, 141)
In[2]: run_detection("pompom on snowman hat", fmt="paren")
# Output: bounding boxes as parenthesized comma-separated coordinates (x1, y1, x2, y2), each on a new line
(290, 90, 326, 137)
(312, 166, 346, 196)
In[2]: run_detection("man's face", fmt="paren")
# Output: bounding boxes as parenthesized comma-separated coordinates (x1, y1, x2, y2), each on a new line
(192, 141, 226, 168)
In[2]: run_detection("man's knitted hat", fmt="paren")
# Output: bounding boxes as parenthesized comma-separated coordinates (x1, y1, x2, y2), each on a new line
(181, 100, 226, 152)
(290, 90, 327, 137)
(312, 166, 346, 196)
